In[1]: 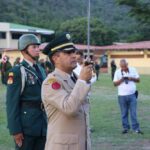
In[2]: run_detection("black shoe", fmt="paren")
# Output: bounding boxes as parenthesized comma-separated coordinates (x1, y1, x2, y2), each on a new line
(135, 130, 144, 134)
(122, 129, 128, 134)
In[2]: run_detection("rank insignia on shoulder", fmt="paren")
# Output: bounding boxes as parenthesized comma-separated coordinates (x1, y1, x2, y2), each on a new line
(51, 82, 61, 90)
(47, 78, 57, 84)
(7, 72, 14, 84)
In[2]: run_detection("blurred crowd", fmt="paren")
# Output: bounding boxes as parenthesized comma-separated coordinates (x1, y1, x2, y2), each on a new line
(0, 55, 54, 85)
(0, 53, 101, 85)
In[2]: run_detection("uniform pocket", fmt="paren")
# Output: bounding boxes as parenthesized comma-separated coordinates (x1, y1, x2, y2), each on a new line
(21, 108, 40, 128)
(52, 134, 78, 150)
(21, 109, 34, 128)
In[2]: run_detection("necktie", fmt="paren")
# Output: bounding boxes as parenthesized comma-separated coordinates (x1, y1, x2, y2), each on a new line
(33, 64, 43, 82)
(70, 72, 77, 83)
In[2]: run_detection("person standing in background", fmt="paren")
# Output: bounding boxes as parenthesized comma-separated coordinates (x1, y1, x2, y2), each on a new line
(74, 50, 96, 133)
(44, 58, 54, 75)
(113, 59, 143, 134)
(13, 57, 21, 66)
(74, 50, 96, 83)
(111, 59, 117, 80)
(0, 55, 12, 85)
(94, 61, 100, 81)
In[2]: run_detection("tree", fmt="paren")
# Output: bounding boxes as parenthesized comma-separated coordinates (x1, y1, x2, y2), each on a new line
(58, 17, 118, 45)
(116, 0, 150, 41)
(116, 0, 150, 24)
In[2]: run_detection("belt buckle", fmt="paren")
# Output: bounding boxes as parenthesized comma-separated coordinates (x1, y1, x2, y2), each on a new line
(41, 103, 45, 111)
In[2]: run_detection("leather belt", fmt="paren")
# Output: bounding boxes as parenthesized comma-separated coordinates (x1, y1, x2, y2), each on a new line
(21, 101, 45, 111)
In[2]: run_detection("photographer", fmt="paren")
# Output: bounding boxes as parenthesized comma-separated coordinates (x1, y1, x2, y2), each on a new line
(113, 59, 143, 134)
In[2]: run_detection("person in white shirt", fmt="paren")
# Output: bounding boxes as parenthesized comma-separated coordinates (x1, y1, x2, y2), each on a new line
(74, 51, 96, 83)
(113, 59, 143, 134)
(74, 51, 96, 133)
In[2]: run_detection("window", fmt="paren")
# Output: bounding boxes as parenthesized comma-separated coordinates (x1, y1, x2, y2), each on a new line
(41, 34, 55, 43)
(11, 33, 22, 39)
(0, 32, 6, 39)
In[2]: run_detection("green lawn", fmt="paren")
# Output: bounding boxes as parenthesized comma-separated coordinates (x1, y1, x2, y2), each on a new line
(0, 82, 15, 150)
(0, 74, 150, 150)
(91, 74, 150, 150)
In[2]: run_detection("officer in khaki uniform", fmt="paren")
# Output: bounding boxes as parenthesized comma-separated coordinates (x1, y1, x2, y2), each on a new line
(42, 33, 92, 150)
(6, 34, 47, 150)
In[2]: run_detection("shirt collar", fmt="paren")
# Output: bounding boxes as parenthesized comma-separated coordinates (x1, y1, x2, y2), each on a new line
(54, 68, 71, 80)
(24, 59, 34, 67)
(121, 68, 129, 73)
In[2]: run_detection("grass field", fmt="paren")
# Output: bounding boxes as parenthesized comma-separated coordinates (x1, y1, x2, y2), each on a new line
(0, 74, 150, 150)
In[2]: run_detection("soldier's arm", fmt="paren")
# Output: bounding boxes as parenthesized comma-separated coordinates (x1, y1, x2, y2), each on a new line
(6, 67, 22, 135)
(42, 78, 90, 116)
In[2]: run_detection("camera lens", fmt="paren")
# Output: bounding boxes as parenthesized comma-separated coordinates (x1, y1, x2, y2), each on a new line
(124, 77, 128, 84)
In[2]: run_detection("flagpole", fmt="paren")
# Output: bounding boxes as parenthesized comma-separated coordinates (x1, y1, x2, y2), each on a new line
(87, 0, 91, 59)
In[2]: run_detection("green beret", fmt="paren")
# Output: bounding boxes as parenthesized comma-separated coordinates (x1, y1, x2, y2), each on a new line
(42, 33, 77, 56)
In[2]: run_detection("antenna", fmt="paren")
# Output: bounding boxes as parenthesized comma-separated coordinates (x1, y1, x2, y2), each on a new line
(87, 0, 91, 60)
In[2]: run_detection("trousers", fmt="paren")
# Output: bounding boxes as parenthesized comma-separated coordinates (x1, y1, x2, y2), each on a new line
(118, 93, 140, 131)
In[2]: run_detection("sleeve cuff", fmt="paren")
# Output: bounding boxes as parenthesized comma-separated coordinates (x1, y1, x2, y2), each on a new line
(78, 79, 91, 85)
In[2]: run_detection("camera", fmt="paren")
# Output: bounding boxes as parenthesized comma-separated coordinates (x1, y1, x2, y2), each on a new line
(123, 77, 129, 84)
(84, 61, 96, 73)
(84, 61, 94, 66)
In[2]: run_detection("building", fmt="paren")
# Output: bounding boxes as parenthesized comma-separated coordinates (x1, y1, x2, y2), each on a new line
(0, 22, 54, 63)
(0, 23, 150, 74)
(70, 42, 150, 74)
(100, 41, 150, 75)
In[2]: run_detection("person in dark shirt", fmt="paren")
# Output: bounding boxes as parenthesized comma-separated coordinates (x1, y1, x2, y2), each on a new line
(111, 60, 117, 80)
(94, 61, 100, 81)
(0, 55, 12, 85)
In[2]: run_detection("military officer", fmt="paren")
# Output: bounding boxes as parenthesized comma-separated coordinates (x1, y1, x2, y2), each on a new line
(42, 33, 92, 150)
(6, 34, 47, 150)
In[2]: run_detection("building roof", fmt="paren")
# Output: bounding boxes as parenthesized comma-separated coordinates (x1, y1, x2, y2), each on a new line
(39, 41, 150, 52)
(1, 41, 150, 53)
(97, 41, 150, 50)
(75, 44, 101, 50)
(75, 41, 150, 51)
(0, 22, 54, 35)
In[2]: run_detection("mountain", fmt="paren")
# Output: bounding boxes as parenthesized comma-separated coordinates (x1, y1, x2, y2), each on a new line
(0, 0, 137, 41)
